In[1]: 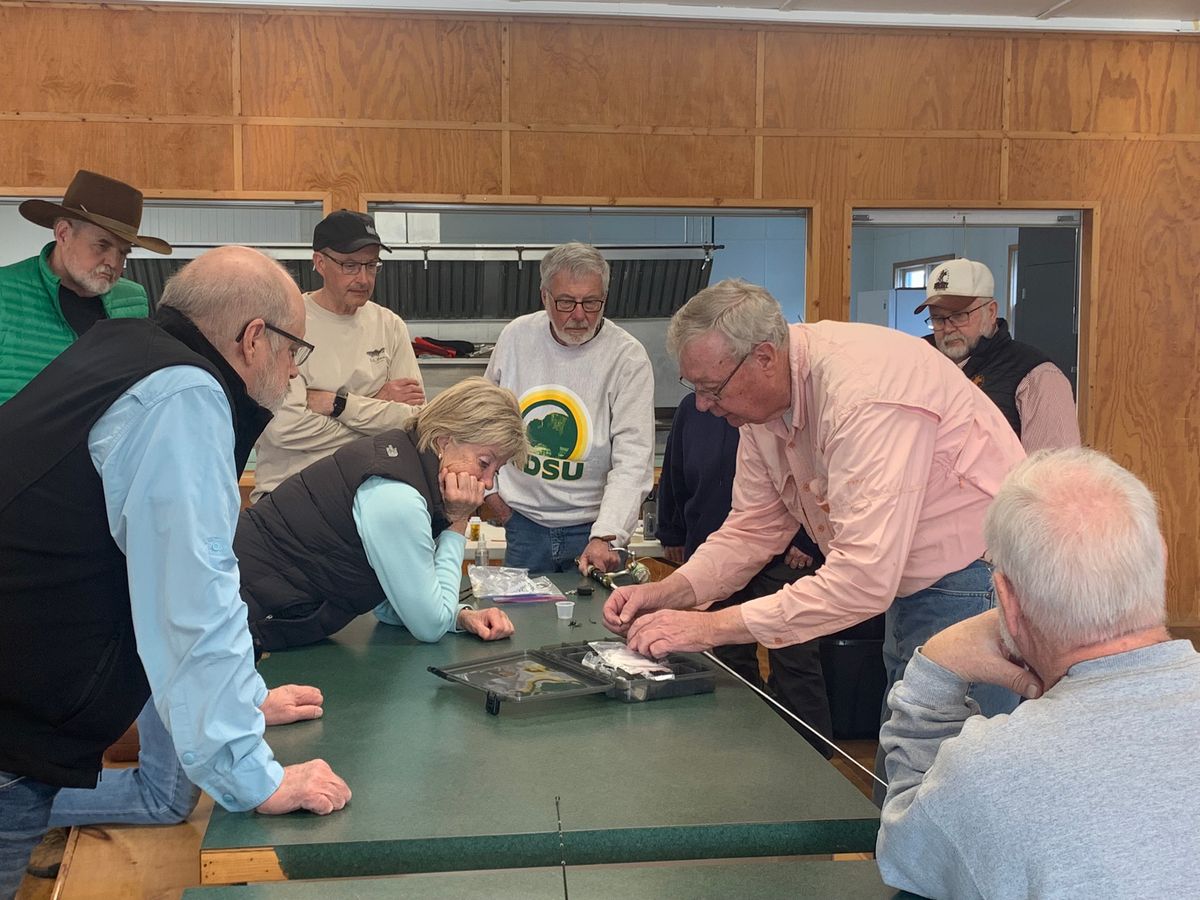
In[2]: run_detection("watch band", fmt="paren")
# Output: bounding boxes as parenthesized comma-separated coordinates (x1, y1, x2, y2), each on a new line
(331, 392, 347, 418)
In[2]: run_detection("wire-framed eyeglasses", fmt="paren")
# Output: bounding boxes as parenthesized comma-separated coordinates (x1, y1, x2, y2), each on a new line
(926, 302, 989, 330)
(318, 250, 384, 276)
(236, 320, 315, 366)
(679, 351, 750, 401)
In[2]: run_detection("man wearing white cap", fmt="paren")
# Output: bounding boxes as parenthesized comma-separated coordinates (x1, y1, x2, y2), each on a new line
(915, 258, 1080, 452)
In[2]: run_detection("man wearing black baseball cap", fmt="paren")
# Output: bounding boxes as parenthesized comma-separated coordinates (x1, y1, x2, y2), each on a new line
(0, 169, 172, 404)
(252, 209, 424, 500)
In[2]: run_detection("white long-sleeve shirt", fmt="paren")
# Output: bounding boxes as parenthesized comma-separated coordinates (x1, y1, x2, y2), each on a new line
(485, 312, 655, 544)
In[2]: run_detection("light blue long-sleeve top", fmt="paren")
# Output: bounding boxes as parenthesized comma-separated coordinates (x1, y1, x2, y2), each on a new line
(353, 476, 469, 642)
(88, 365, 282, 812)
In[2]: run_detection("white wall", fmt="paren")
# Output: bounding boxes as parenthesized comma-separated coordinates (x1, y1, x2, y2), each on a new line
(0, 203, 56, 265)
(0, 199, 324, 267)
(851, 225, 1018, 319)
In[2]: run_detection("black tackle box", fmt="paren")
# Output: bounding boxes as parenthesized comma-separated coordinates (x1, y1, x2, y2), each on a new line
(428, 640, 716, 715)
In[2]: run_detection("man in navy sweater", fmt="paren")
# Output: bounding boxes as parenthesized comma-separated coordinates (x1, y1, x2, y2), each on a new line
(656, 392, 832, 753)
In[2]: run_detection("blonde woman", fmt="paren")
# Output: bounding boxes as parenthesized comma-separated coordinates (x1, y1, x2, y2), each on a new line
(236, 376, 530, 652)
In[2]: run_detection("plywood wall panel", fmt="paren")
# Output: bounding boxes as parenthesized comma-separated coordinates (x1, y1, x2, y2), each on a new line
(239, 14, 503, 122)
(510, 132, 754, 198)
(0, 121, 235, 191)
(847, 137, 1001, 201)
(509, 22, 757, 128)
(242, 126, 502, 201)
(1011, 37, 1200, 135)
(1010, 137, 1200, 624)
(763, 31, 1005, 131)
(763, 136, 999, 201)
(0, 7, 233, 117)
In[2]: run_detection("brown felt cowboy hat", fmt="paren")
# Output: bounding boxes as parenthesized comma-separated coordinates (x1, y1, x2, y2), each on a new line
(19, 170, 172, 255)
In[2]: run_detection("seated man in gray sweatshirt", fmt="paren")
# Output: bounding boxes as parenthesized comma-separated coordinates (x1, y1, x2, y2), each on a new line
(876, 447, 1200, 899)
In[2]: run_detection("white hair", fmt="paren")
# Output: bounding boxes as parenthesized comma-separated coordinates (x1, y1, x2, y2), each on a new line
(984, 448, 1166, 648)
(666, 278, 789, 360)
(539, 242, 610, 295)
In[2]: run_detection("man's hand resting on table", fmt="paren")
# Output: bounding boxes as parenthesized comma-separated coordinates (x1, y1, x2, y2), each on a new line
(260, 684, 324, 726)
(458, 607, 515, 641)
(256, 759, 351, 816)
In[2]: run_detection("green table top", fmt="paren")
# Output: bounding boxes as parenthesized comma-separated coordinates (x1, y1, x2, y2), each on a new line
(186, 859, 906, 898)
(202, 577, 878, 880)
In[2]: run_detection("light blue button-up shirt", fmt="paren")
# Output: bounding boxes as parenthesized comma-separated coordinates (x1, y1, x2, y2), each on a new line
(88, 365, 283, 812)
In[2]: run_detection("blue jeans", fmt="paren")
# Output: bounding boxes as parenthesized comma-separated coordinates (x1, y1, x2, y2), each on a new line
(0, 770, 59, 899)
(503, 509, 592, 574)
(872, 559, 1020, 803)
(47, 700, 199, 828)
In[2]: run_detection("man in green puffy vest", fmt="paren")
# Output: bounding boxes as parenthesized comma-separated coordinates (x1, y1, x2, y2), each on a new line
(0, 169, 172, 404)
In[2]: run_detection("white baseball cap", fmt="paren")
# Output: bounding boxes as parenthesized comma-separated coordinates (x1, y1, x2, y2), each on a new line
(914, 258, 995, 313)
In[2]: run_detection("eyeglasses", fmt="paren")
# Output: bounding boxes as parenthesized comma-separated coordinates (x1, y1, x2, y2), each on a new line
(926, 302, 989, 329)
(236, 320, 315, 366)
(548, 293, 606, 314)
(679, 351, 750, 401)
(318, 250, 384, 277)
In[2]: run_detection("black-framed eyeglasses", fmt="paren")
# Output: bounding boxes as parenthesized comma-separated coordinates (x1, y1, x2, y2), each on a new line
(926, 301, 989, 329)
(679, 351, 750, 401)
(318, 250, 384, 276)
(548, 292, 606, 314)
(236, 320, 315, 366)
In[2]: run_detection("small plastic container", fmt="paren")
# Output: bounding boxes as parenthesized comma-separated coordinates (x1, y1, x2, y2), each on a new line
(555, 600, 575, 620)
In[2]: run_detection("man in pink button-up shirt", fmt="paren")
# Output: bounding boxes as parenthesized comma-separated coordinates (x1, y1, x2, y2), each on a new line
(605, 278, 1027, 743)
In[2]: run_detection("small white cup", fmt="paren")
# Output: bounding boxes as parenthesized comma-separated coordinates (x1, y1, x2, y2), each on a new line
(556, 600, 575, 620)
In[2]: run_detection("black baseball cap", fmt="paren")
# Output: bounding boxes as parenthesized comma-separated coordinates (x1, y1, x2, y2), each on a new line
(312, 210, 392, 253)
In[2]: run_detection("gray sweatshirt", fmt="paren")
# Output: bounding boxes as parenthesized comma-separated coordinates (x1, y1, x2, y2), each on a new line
(485, 312, 654, 543)
(877, 640, 1200, 899)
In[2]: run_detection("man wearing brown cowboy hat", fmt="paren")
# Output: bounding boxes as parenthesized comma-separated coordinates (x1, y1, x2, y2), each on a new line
(0, 169, 172, 405)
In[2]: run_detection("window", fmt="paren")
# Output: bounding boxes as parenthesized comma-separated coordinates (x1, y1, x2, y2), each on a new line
(893, 255, 954, 290)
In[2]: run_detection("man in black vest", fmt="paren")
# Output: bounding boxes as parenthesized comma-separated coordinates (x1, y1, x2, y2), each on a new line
(0, 246, 350, 894)
(915, 258, 1080, 453)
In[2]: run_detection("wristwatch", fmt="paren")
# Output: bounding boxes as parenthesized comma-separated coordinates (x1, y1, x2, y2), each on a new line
(330, 392, 347, 418)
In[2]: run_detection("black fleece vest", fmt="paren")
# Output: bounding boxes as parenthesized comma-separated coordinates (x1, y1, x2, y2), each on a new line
(235, 429, 449, 652)
(0, 307, 271, 787)
(925, 319, 1053, 438)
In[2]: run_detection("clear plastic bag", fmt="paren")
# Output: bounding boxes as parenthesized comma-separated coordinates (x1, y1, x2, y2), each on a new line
(467, 566, 565, 603)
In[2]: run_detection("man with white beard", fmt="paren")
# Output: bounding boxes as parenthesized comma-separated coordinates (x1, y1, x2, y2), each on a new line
(483, 242, 654, 575)
(0, 169, 172, 405)
(875, 447, 1200, 899)
(914, 257, 1079, 453)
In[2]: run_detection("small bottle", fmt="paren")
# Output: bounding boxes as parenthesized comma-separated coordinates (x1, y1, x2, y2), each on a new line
(474, 531, 489, 568)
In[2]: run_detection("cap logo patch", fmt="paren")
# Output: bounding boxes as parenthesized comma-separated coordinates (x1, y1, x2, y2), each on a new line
(934, 269, 950, 291)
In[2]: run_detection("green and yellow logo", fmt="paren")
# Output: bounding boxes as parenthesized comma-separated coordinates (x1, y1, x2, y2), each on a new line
(519, 386, 592, 481)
